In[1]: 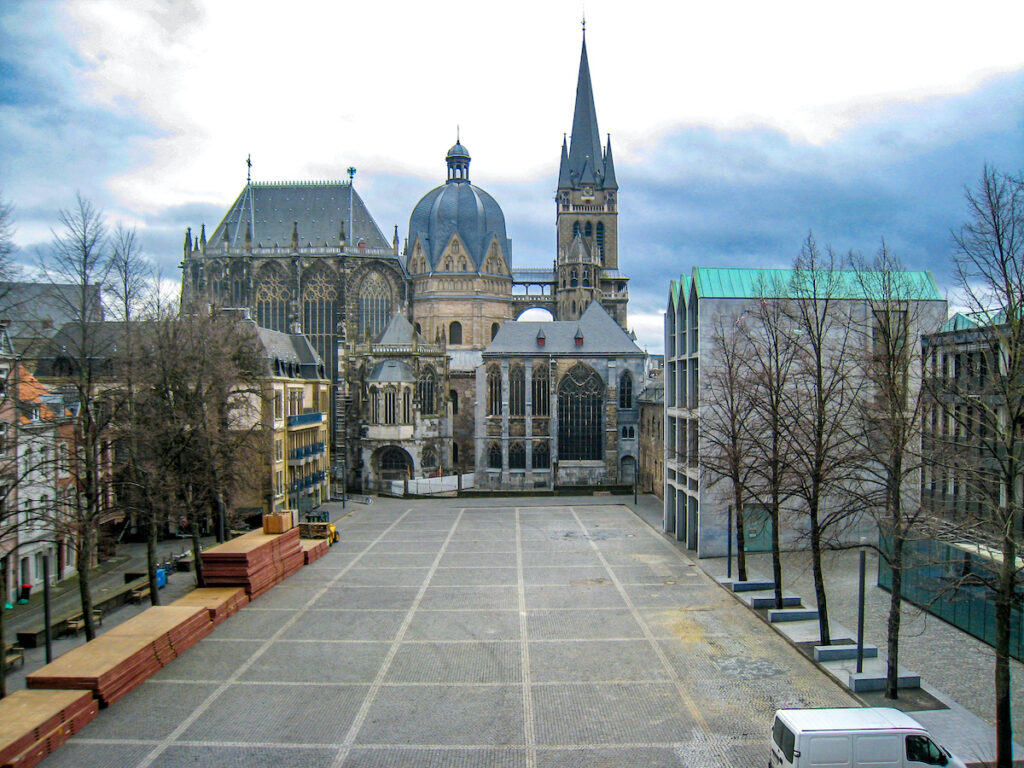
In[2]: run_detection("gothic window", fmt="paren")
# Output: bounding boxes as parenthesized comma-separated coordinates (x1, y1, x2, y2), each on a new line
(403, 388, 411, 423)
(619, 371, 634, 409)
(532, 441, 550, 469)
(359, 272, 391, 339)
(584, 221, 592, 239)
(380, 447, 410, 477)
(229, 261, 246, 306)
(254, 265, 290, 332)
(558, 363, 604, 461)
(450, 389, 458, 415)
(449, 321, 463, 345)
(487, 366, 502, 416)
(509, 365, 525, 416)
(532, 367, 549, 417)
(302, 268, 338, 382)
(384, 387, 397, 425)
(459, 259, 467, 271)
(570, 269, 578, 288)
(572, 221, 581, 238)
(596, 222, 605, 258)
(488, 442, 502, 469)
(621, 425, 635, 439)
(444, 257, 453, 271)
(418, 367, 437, 416)
(453, 442, 459, 465)
(583, 269, 591, 287)
(415, 322, 422, 335)
(509, 442, 526, 469)
(370, 387, 380, 424)
(491, 322, 500, 340)
(422, 448, 438, 470)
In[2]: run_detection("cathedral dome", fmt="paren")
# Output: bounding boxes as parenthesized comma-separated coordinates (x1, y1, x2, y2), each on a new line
(407, 142, 512, 274)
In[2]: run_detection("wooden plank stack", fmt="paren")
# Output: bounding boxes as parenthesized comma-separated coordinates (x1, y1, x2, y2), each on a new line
(0, 690, 97, 768)
(201, 528, 303, 599)
(26, 606, 212, 706)
(169, 587, 249, 626)
(300, 537, 330, 565)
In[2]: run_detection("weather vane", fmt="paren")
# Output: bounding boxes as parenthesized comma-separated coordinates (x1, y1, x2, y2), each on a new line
(582, 9, 586, 37)
(246, 154, 252, 184)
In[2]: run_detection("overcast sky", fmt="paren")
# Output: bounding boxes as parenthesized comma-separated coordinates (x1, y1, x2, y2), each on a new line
(2, 1, 1022, 353)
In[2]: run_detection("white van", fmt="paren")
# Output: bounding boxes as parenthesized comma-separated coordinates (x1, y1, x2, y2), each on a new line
(770, 708, 966, 768)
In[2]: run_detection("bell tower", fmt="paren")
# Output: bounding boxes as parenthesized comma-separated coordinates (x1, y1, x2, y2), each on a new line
(554, 29, 627, 328)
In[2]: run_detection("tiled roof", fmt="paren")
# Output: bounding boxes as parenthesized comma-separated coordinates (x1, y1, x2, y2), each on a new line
(485, 301, 642, 356)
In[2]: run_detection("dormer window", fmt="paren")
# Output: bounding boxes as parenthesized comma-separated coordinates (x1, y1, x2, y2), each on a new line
(536, 329, 546, 348)
(574, 328, 584, 347)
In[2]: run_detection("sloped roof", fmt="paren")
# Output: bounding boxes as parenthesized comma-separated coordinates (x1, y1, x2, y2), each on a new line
(691, 266, 942, 301)
(448, 349, 483, 372)
(15, 364, 60, 423)
(208, 182, 391, 251)
(0, 282, 104, 354)
(368, 359, 414, 383)
(560, 36, 616, 191)
(253, 325, 324, 379)
(938, 309, 1006, 333)
(374, 313, 426, 346)
(485, 301, 642, 357)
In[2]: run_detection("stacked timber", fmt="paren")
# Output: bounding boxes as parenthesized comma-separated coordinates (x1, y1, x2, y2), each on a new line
(0, 690, 97, 768)
(169, 587, 249, 626)
(201, 528, 303, 599)
(26, 606, 212, 706)
(300, 537, 329, 565)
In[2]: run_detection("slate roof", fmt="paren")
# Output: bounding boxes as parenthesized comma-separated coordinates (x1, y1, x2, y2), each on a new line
(690, 266, 943, 301)
(558, 36, 617, 191)
(485, 301, 642, 357)
(0, 282, 104, 355)
(254, 325, 325, 380)
(208, 182, 391, 251)
(368, 359, 414, 383)
(374, 313, 426, 346)
(448, 350, 483, 372)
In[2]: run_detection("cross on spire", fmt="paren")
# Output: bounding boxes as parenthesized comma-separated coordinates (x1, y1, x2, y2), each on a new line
(246, 154, 252, 184)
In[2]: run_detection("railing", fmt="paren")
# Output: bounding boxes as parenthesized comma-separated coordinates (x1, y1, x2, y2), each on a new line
(287, 412, 325, 428)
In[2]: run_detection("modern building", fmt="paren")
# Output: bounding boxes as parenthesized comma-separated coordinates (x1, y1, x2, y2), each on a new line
(475, 301, 643, 490)
(664, 266, 947, 557)
(180, 31, 634, 491)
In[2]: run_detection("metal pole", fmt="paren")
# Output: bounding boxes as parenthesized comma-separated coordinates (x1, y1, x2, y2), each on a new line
(42, 554, 52, 664)
(727, 505, 733, 581)
(341, 460, 347, 509)
(856, 545, 866, 674)
(633, 467, 637, 505)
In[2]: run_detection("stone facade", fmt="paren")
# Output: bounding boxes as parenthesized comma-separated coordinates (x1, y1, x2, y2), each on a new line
(638, 370, 664, 499)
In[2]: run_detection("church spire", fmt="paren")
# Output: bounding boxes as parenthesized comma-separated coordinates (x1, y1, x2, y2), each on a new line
(566, 30, 604, 188)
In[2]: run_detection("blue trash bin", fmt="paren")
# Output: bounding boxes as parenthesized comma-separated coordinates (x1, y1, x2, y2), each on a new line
(155, 568, 167, 589)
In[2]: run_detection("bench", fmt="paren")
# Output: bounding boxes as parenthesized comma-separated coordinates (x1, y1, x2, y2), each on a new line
(3, 644, 24, 671)
(64, 609, 104, 636)
(130, 586, 151, 603)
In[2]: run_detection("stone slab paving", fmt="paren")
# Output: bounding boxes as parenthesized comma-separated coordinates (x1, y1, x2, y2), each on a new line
(46, 501, 855, 768)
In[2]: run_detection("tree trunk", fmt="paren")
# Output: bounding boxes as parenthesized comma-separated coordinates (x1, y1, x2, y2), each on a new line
(993, 534, 1015, 768)
(733, 486, 748, 582)
(76, 525, 96, 642)
(770, 504, 784, 609)
(0, 563, 8, 698)
(190, 506, 205, 588)
(146, 514, 160, 607)
(809, 506, 831, 645)
(885, 535, 904, 699)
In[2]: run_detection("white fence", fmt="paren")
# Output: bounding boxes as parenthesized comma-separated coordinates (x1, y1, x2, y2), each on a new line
(388, 473, 475, 496)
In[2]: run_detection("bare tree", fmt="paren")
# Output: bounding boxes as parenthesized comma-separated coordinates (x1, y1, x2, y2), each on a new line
(786, 236, 867, 645)
(739, 277, 800, 609)
(852, 243, 944, 698)
(38, 193, 112, 641)
(701, 316, 754, 582)
(0, 193, 16, 273)
(943, 166, 1024, 766)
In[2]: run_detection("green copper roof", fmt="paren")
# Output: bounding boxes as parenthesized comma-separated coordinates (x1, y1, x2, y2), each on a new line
(939, 309, 1006, 333)
(691, 266, 942, 301)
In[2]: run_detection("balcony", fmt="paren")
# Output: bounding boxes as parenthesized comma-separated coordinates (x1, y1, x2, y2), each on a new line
(287, 442, 327, 466)
(287, 412, 325, 429)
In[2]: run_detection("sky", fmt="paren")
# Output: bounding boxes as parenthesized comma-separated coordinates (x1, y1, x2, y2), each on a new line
(1, 0, 1022, 354)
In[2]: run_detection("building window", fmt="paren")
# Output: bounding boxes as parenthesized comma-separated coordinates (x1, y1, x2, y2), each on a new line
(422, 448, 438, 470)
(584, 221, 592, 238)
(558, 363, 604, 460)
(491, 322, 500, 340)
(450, 389, 458, 415)
(509, 442, 526, 469)
(384, 387, 397, 425)
(370, 387, 380, 423)
(488, 442, 502, 469)
(403, 389, 412, 424)
(572, 221, 581, 238)
(453, 442, 459, 465)
(509, 365, 525, 417)
(619, 371, 633, 409)
(254, 264, 291, 332)
(583, 269, 591, 287)
(449, 321, 462, 345)
(621, 425, 635, 439)
(533, 367, 549, 417)
(532, 441, 550, 469)
(302, 268, 338, 387)
(418, 367, 437, 416)
(596, 222, 605, 259)
(570, 269, 578, 288)
(358, 272, 392, 339)
(487, 366, 502, 416)
(274, 391, 283, 421)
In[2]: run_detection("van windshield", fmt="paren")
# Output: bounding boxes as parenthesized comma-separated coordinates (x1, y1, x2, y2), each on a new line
(772, 717, 795, 762)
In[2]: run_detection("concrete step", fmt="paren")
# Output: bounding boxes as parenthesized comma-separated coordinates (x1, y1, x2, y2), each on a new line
(768, 607, 819, 623)
(814, 643, 879, 662)
(743, 591, 802, 609)
(849, 668, 921, 693)
(730, 578, 775, 593)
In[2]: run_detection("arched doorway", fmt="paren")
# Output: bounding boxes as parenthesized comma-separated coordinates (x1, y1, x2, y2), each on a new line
(620, 455, 636, 485)
(375, 446, 413, 482)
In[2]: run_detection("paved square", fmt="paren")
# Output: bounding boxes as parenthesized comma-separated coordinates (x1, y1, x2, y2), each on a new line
(51, 501, 855, 768)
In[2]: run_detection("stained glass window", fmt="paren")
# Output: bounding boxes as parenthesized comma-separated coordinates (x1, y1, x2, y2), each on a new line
(558, 364, 604, 460)
(359, 272, 391, 339)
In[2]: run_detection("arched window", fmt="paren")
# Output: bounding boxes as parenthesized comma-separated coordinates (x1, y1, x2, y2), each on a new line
(558, 364, 604, 460)
(380, 447, 411, 478)
(358, 272, 391, 339)
(509, 365, 525, 416)
(488, 442, 502, 469)
(509, 442, 526, 469)
(572, 221, 581, 238)
(619, 371, 634, 409)
(303, 268, 338, 383)
(254, 264, 291, 332)
(583, 269, 591, 287)
(533, 366, 549, 417)
(450, 389, 458, 415)
(491, 322, 500, 340)
(532, 442, 550, 469)
(487, 366, 502, 416)
(584, 221, 592, 238)
(453, 442, 459, 465)
(418, 367, 437, 416)
(621, 425, 635, 439)
(570, 269, 578, 288)
(422, 448, 438, 470)
(449, 321, 463, 345)
(370, 387, 380, 424)
(415, 322, 422, 335)
(403, 389, 412, 423)
(596, 222, 605, 259)
(384, 387, 397, 425)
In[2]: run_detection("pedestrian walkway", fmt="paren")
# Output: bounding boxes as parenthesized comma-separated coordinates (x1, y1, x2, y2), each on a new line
(628, 494, 1024, 766)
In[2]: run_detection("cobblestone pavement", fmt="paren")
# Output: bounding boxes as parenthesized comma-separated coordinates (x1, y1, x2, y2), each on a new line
(45, 500, 855, 768)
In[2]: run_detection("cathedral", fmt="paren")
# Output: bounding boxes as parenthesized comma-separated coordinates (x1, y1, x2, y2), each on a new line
(180, 33, 642, 493)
